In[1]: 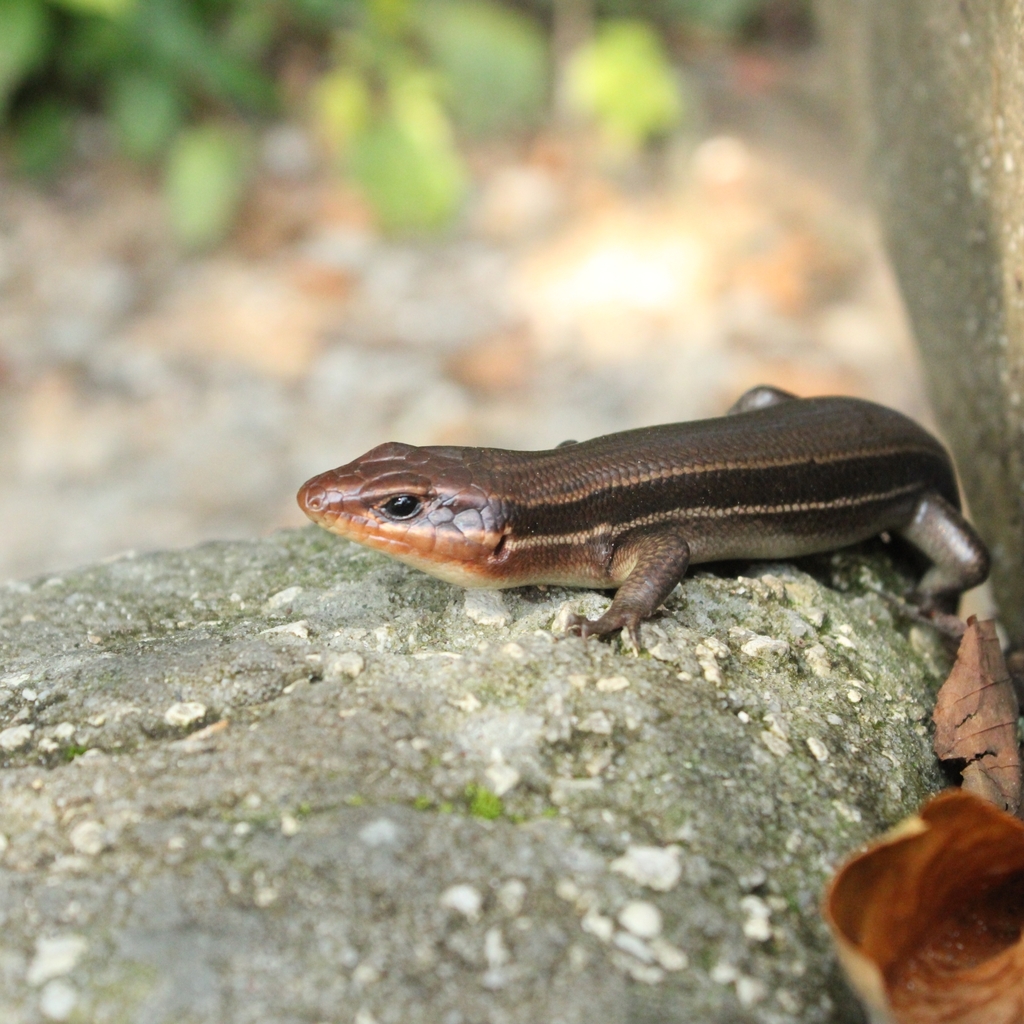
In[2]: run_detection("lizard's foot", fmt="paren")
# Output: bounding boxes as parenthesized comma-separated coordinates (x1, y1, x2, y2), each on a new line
(562, 610, 641, 654)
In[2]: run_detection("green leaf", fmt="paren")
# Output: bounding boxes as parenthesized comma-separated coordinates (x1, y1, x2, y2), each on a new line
(0, 0, 50, 117)
(310, 68, 370, 158)
(669, 0, 767, 36)
(567, 20, 683, 150)
(419, 0, 547, 137)
(164, 123, 249, 250)
(349, 70, 465, 233)
(48, 0, 136, 17)
(11, 98, 72, 177)
(132, 0, 276, 112)
(108, 72, 183, 160)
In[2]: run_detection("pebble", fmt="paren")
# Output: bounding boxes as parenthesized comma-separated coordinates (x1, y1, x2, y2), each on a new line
(613, 930, 656, 963)
(497, 879, 526, 915)
(650, 938, 688, 971)
(39, 979, 77, 1021)
(595, 675, 630, 693)
(580, 908, 614, 943)
(260, 620, 310, 639)
(440, 883, 483, 921)
(760, 732, 792, 758)
(463, 590, 511, 627)
(0, 723, 34, 751)
(846, 689, 863, 704)
(265, 585, 303, 610)
(576, 711, 613, 735)
(618, 900, 662, 939)
(53, 723, 76, 740)
(806, 737, 829, 762)
(164, 702, 207, 727)
(358, 818, 401, 848)
(26, 935, 88, 986)
(485, 761, 520, 796)
(324, 651, 365, 680)
(68, 821, 107, 856)
(610, 845, 682, 891)
(740, 895, 772, 942)
(484, 926, 510, 968)
(280, 814, 301, 836)
(739, 635, 790, 659)
(804, 644, 832, 677)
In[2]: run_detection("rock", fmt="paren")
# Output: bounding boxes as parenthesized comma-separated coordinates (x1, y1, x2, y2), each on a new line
(0, 528, 949, 1022)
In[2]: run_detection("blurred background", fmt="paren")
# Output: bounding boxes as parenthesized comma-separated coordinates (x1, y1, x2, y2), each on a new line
(0, 0, 932, 582)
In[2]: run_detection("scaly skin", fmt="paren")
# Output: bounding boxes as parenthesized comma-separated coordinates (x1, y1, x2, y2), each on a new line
(298, 387, 990, 649)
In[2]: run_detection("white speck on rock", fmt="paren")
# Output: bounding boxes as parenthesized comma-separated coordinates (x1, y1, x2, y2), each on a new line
(711, 961, 738, 984)
(618, 900, 662, 939)
(740, 895, 772, 942)
(324, 651, 364, 680)
(265, 585, 303, 610)
(485, 761, 521, 797)
(358, 818, 401, 848)
(501, 642, 525, 660)
(760, 732, 791, 758)
(804, 644, 831, 677)
(0, 724, 34, 751)
(740, 636, 790, 659)
(577, 711, 613, 734)
(736, 975, 768, 1007)
(497, 879, 526, 916)
(280, 814, 301, 836)
(260, 620, 310, 639)
(595, 675, 630, 693)
(613, 930, 656, 963)
(440, 883, 483, 921)
(449, 692, 482, 713)
(806, 737, 829, 762)
(484, 926, 510, 968)
(39, 979, 77, 1021)
(847, 689, 862, 703)
(610, 844, 682, 891)
(650, 938, 688, 971)
(354, 1008, 379, 1024)
(580, 908, 614, 942)
(27, 935, 88, 986)
(164, 702, 207, 727)
(693, 643, 724, 684)
(832, 800, 862, 823)
(254, 886, 278, 907)
(68, 821, 107, 856)
(464, 590, 511, 627)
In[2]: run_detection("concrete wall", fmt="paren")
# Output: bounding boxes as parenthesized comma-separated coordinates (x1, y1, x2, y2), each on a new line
(817, 0, 1024, 643)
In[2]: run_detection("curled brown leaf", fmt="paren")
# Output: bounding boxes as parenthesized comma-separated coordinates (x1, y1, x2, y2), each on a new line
(824, 790, 1024, 1023)
(933, 618, 1021, 815)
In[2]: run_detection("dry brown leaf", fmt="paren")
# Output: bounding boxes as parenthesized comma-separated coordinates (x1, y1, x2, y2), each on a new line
(824, 789, 1024, 1024)
(933, 618, 1021, 814)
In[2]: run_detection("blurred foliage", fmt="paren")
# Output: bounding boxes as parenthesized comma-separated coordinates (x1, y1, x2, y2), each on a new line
(567, 19, 681, 151)
(418, 0, 547, 137)
(0, 0, 801, 243)
(164, 122, 249, 249)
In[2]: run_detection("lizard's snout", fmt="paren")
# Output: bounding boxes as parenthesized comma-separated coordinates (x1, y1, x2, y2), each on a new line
(297, 472, 344, 524)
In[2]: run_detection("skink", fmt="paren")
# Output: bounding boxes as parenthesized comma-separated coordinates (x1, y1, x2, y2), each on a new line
(297, 386, 989, 648)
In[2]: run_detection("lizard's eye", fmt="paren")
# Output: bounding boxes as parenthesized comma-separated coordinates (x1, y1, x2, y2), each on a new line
(379, 495, 422, 520)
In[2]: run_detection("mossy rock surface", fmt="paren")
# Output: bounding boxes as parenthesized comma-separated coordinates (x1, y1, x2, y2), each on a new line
(0, 528, 949, 1023)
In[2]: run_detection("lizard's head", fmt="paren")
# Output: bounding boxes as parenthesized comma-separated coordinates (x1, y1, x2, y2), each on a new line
(297, 442, 509, 586)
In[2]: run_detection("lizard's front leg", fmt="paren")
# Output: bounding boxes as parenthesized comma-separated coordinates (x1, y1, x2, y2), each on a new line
(564, 529, 690, 652)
